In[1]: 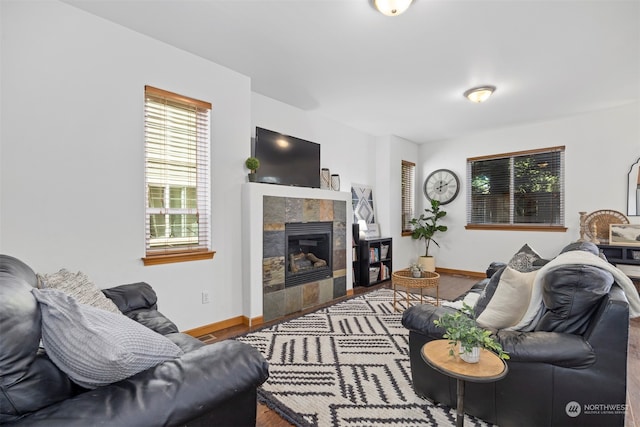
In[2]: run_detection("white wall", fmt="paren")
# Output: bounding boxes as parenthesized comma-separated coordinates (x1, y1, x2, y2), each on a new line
(418, 103, 640, 272)
(0, 0, 251, 330)
(374, 135, 421, 270)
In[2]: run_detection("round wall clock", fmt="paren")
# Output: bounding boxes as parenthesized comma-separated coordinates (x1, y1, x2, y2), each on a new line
(423, 169, 460, 205)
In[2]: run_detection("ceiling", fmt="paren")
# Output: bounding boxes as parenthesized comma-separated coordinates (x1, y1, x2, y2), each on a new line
(63, 0, 640, 144)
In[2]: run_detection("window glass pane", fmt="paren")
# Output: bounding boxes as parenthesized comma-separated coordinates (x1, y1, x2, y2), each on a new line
(470, 158, 510, 224)
(150, 214, 166, 239)
(513, 152, 561, 224)
(169, 214, 198, 239)
(168, 186, 197, 209)
(149, 186, 165, 208)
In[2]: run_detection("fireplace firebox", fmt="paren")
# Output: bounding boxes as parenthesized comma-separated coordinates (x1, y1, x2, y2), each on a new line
(285, 222, 333, 288)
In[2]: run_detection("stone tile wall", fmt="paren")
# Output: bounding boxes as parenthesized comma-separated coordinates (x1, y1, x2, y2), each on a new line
(263, 196, 347, 322)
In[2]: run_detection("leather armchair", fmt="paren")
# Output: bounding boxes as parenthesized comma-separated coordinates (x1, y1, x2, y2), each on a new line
(402, 249, 630, 427)
(1, 255, 269, 426)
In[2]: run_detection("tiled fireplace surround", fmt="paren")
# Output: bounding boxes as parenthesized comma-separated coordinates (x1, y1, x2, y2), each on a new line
(262, 196, 347, 322)
(242, 183, 352, 324)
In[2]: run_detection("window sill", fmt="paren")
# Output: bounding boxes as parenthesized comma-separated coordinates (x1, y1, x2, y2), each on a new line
(465, 224, 567, 232)
(401, 231, 413, 237)
(142, 250, 216, 266)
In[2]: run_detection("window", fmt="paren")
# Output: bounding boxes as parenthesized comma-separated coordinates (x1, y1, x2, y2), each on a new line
(401, 160, 416, 235)
(143, 86, 214, 265)
(466, 146, 566, 231)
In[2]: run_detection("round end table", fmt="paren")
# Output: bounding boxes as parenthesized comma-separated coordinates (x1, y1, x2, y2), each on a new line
(421, 340, 508, 427)
(392, 269, 440, 311)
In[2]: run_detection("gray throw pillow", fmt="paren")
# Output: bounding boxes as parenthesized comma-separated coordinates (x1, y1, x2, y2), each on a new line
(38, 269, 121, 314)
(32, 288, 183, 389)
(507, 244, 543, 272)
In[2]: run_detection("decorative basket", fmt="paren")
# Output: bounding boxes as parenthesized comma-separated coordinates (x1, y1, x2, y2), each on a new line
(380, 244, 389, 260)
(369, 267, 380, 283)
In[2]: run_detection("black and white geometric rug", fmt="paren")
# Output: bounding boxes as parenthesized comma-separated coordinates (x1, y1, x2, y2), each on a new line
(235, 288, 491, 427)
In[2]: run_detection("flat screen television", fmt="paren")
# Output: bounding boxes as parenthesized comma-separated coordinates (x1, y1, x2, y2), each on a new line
(253, 127, 320, 188)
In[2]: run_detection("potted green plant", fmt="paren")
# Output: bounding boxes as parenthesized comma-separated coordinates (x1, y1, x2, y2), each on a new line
(433, 303, 509, 363)
(245, 157, 260, 182)
(409, 199, 447, 272)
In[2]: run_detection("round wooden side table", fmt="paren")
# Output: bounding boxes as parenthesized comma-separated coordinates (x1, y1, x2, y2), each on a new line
(392, 269, 440, 311)
(421, 340, 508, 427)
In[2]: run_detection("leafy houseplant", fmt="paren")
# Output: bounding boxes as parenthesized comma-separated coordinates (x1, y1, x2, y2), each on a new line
(245, 157, 260, 182)
(433, 303, 509, 362)
(409, 199, 447, 271)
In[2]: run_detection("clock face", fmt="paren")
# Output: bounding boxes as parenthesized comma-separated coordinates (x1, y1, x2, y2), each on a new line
(424, 169, 460, 205)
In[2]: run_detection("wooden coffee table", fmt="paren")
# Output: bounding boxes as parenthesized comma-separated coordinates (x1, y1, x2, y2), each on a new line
(392, 269, 440, 311)
(421, 339, 508, 427)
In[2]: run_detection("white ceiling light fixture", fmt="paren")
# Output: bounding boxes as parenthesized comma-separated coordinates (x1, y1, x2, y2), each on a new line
(464, 86, 496, 103)
(373, 0, 413, 17)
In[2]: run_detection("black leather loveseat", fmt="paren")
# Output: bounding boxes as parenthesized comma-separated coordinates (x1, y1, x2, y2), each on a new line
(402, 242, 637, 427)
(0, 254, 269, 426)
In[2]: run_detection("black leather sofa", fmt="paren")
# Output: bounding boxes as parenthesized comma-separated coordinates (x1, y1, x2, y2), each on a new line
(402, 243, 631, 427)
(0, 254, 269, 426)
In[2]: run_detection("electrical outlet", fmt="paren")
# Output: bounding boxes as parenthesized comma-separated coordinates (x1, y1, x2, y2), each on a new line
(201, 291, 210, 304)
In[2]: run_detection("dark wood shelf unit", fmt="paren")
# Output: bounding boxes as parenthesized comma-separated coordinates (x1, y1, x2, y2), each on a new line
(597, 244, 640, 267)
(359, 237, 393, 287)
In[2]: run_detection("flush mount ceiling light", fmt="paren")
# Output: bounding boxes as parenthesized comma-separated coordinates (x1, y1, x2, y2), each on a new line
(463, 86, 496, 103)
(373, 0, 413, 16)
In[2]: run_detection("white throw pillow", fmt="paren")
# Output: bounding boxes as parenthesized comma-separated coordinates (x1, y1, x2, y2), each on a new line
(32, 288, 183, 389)
(38, 269, 121, 314)
(476, 267, 538, 330)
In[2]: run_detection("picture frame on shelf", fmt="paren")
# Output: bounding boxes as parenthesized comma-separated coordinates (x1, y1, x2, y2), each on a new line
(363, 223, 380, 240)
(610, 224, 640, 246)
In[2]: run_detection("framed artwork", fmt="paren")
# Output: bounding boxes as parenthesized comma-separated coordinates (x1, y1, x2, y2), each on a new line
(610, 224, 640, 246)
(351, 184, 376, 224)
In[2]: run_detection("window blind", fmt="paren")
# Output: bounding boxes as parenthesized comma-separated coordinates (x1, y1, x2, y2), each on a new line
(401, 160, 416, 233)
(467, 146, 565, 227)
(144, 86, 211, 255)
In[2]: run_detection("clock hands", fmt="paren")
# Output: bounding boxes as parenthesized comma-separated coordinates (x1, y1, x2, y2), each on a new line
(435, 180, 453, 192)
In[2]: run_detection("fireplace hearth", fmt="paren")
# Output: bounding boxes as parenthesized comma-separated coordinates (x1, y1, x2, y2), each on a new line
(285, 221, 333, 287)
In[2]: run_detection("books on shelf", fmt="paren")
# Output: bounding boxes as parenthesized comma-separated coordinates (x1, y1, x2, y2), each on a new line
(379, 264, 390, 281)
(369, 247, 380, 262)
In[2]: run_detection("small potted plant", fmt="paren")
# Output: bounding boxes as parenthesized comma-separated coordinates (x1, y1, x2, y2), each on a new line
(408, 263, 423, 278)
(245, 157, 260, 182)
(433, 303, 509, 363)
(409, 199, 447, 272)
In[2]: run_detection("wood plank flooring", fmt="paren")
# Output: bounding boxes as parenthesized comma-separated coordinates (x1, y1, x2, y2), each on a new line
(198, 275, 640, 427)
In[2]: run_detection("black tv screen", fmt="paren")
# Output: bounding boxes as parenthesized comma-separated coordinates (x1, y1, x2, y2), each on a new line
(253, 127, 320, 188)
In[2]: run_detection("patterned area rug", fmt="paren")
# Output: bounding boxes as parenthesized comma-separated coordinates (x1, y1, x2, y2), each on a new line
(235, 288, 490, 427)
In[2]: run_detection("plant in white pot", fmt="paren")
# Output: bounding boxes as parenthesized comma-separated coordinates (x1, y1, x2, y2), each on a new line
(433, 303, 509, 363)
(409, 199, 447, 272)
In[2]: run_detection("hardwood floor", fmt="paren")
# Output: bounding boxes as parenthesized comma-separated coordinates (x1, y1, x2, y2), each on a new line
(198, 275, 640, 427)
